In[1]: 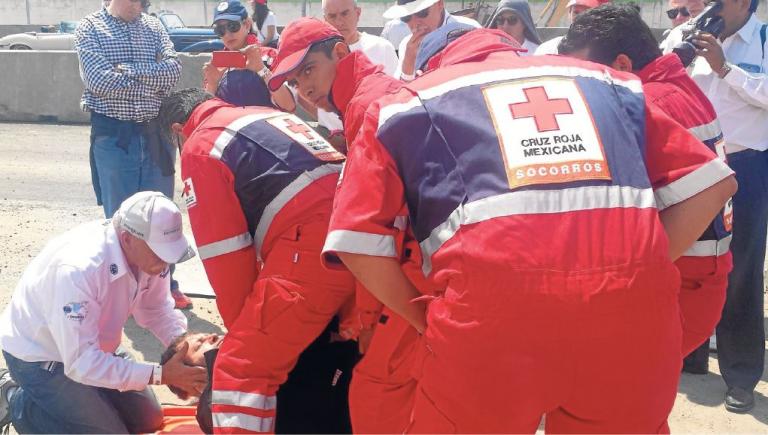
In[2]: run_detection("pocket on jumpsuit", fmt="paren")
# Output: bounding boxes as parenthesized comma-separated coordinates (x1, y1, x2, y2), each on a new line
(253, 276, 307, 347)
(405, 385, 457, 434)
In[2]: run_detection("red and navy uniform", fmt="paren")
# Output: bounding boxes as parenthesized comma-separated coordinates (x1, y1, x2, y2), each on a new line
(637, 53, 733, 356)
(323, 30, 733, 433)
(326, 51, 431, 434)
(180, 98, 355, 433)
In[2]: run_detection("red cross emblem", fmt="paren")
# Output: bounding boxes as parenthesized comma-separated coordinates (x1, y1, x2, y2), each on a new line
(182, 179, 192, 197)
(284, 118, 315, 140)
(509, 86, 573, 132)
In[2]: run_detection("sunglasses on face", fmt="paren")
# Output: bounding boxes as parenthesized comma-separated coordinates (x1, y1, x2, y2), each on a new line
(666, 6, 690, 19)
(496, 15, 520, 26)
(214, 20, 242, 37)
(401, 8, 430, 23)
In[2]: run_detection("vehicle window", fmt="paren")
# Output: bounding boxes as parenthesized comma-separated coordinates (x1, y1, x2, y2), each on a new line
(161, 14, 185, 30)
(60, 22, 77, 33)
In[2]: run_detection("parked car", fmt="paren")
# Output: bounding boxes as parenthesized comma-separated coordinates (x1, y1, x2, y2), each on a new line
(0, 12, 220, 52)
(156, 11, 223, 52)
(0, 21, 78, 50)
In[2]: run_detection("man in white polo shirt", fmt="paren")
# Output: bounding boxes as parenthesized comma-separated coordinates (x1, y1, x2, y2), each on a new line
(0, 192, 207, 433)
(318, 0, 400, 134)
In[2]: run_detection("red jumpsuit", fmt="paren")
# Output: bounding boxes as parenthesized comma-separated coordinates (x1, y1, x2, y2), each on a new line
(180, 99, 355, 433)
(323, 51, 431, 433)
(636, 53, 733, 356)
(323, 30, 735, 433)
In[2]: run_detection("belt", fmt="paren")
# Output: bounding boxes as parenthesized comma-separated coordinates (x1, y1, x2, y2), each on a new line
(39, 361, 61, 373)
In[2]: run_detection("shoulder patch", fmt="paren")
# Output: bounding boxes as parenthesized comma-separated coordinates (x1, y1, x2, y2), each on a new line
(266, 114, 345, 162)
(181, 177, 197, 209)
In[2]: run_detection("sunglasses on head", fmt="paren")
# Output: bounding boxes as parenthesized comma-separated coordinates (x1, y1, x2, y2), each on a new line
(214, 20, 242, 37)
(496, 15, 520, 26)
(401, 8, 430, 23)
(666, 6, 690, 19)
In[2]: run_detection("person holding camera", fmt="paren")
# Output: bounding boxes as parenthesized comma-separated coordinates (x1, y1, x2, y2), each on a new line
(203, 0, 295, 110)
(663, 0, 768, 414)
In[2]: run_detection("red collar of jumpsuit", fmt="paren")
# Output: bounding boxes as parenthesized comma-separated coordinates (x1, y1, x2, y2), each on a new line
(330, 51, 402, 147)
(424, 28, 522, 71)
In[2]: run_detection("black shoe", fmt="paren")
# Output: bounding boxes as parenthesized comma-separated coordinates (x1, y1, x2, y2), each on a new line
(682, 341, 710, 374)
(682, 360, 709, 374)
(725, 386, 755, 413)
(0, 369, 18, 432)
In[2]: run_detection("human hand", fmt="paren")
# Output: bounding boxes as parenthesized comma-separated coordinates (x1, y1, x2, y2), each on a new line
(692, 32, 726, 72)
(161, 341, 208, 398)
(202, 61, 225, 91)
(357, 327, 375, 354)
(402, 28, 430, 77)
(242, 44, 266, 73)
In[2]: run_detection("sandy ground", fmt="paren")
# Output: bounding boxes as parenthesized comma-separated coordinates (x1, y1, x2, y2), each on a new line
(0, 122, 767, 432)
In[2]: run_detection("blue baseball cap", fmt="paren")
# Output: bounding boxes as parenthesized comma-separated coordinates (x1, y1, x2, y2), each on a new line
(415, 22, 476, 72)
(212, 1, 248, 24)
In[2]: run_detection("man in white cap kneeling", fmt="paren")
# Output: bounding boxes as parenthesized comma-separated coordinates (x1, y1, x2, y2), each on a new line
(0, 191, 207, 434)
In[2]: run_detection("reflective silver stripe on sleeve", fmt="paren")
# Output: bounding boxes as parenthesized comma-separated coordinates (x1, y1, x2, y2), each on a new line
(420, 185, 657, 276)
(322, 230, 398, 258)
(688, 119, 722, 143)
(683, 235, 732, 257)
(212, 412, 274, 433)
(212, 390, 277, 410)
(654, 159, 734, 211)
(197, 232, 253, 260)
(253, 164, 342, 260)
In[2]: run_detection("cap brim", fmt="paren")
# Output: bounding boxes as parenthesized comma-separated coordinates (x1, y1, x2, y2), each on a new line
(149, 236, 197, 264)
(212, 14, 245, 24)
(383, 0, 440, 19)
(268, 47, 312, 91)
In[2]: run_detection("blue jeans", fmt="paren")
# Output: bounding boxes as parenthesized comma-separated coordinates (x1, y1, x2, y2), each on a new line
(717, 149, 768, 391)
(3, 350, 163, 434)
(90, 113, 179, 290)
(89, 113, 175, 218)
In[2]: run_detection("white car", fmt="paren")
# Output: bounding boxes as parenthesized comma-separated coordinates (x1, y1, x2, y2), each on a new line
(0, 22, 77, 50)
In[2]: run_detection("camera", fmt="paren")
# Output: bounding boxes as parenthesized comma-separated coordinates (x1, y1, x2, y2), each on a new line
(672, 0, 725, 67)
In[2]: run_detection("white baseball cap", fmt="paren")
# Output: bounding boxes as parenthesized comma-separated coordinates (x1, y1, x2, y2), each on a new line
(383, 0, 441, 20)
(115, 192, 196, 264)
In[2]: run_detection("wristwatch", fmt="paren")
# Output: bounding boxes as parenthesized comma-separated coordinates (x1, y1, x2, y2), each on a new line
(256, 66, 272, 80)
(717, 62, 732, 79)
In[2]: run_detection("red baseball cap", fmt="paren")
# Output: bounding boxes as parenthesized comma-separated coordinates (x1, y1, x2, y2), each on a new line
(268, 18, 343, 91)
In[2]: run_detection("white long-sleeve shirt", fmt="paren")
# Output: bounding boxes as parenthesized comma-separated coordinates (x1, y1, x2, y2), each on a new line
(662, 14, 768, 152)
(0, 220, 187, 392)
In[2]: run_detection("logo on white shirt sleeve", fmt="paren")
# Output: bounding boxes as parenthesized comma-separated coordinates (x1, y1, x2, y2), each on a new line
(63, 301, 89, 322)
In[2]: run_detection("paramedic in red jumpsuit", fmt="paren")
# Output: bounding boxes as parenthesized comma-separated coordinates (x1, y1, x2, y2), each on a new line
(160, 89, 355, 433)
(556, 4, 733, 369)
(266, 18, 433, 433)
(323, 28, 737, 433)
